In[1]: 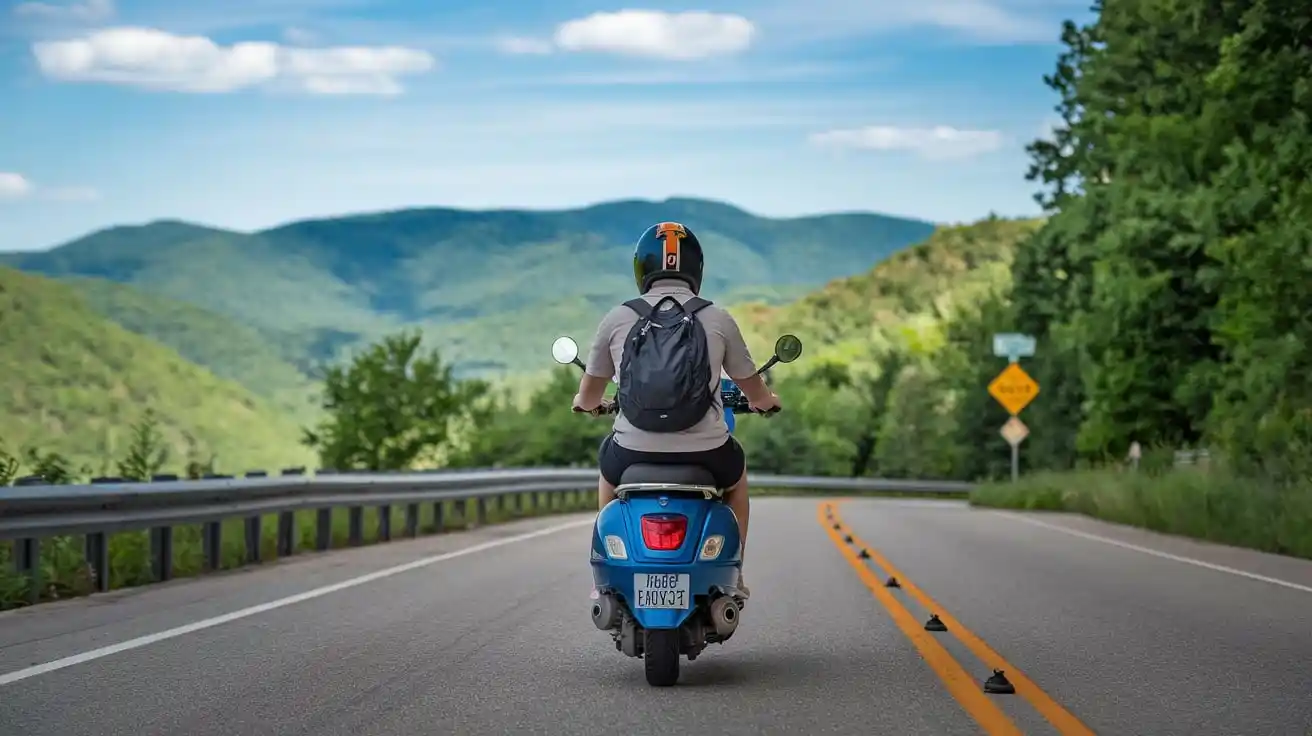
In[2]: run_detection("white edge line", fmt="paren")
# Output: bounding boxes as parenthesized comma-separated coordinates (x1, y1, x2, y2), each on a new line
(0, 517, 594, 687)
(994, 511, 1312, 595)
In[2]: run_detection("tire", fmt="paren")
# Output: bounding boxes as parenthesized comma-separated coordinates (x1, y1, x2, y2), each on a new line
(643, 629, 681, 687)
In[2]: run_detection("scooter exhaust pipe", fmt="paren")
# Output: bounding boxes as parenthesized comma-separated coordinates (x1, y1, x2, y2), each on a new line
(591, 592, 620, 630)
(709, 595, 739, 637)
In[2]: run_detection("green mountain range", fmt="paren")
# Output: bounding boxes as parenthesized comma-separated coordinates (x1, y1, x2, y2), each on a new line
(2, 198, 934, 380)
(1, 196, 943, 471)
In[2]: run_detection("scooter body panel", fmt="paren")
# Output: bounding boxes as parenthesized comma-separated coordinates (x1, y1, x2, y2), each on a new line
(591, 492, 741, 630)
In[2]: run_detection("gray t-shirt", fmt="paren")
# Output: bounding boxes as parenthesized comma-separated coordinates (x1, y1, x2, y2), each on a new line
(585, 279, 758, 453)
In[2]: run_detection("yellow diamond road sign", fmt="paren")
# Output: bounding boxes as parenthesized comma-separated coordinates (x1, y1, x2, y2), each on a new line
(988, 362, 1039, 415)
(1000, 416, 1029, 446)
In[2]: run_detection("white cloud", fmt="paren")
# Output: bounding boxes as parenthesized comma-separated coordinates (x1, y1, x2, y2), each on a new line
(495, 35, 554, 55)
(547, 10, 755, 60)
(31, 27, 437, 95)
(809, 125, 1005, 160)
(0, 173, 98, 202)
(13, 0, 113, 22)
(0, 173, 34, 199)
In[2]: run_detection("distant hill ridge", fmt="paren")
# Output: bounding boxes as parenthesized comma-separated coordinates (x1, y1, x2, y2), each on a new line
(1, 197, 937, 377)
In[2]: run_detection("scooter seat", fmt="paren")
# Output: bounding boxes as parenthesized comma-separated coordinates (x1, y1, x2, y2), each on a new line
(619, 463, 718, 487)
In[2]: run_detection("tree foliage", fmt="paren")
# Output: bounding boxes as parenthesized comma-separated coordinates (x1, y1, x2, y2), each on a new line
(116, 410, 170, 481)
(302, 331, 491, 471)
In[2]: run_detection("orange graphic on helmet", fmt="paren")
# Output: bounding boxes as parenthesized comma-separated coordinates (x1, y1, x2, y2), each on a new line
(656, 221, 686, 270)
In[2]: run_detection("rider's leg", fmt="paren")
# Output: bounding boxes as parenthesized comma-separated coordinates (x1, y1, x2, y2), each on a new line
(707, 437, 750, 597)
(723, 468, 750, 594)
(597, 475, 618, 510)
(596, 433, 624, 511)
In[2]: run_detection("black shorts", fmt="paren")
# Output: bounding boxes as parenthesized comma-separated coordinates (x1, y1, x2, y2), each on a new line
(598, 433, 746, 489)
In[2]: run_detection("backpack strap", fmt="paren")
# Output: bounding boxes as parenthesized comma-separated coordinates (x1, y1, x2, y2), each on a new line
(683, 297, 713, 315)
(623, 295, 712, 320)
(623, 298, 654, 319)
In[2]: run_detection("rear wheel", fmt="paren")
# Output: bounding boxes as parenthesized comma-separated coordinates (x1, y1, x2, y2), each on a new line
(643, 629, 680, 687)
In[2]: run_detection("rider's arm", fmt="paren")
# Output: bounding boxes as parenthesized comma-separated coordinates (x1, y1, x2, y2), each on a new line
(574, 373, 610, 409)
(733, 374, 775, 405)
(718, 311, 778, 407)
(574, 308, 620, 409)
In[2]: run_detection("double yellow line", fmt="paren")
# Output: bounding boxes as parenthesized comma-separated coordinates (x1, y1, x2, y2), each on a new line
(818, 501, 1095, 736)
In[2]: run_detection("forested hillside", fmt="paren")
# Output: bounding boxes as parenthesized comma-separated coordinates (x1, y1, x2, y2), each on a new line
(0, 267, 316, 474)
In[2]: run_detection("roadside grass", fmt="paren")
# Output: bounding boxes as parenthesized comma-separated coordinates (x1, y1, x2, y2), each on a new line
(970, 467, 1312, 561)
(752, 486, 969, 501)
(0, 491, 594, 611)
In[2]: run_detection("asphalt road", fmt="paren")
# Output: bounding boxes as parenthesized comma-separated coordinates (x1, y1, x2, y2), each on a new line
(1, 497, 1310, 735)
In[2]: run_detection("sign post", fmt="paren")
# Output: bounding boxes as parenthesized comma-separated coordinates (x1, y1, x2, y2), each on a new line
(999, 417, 1029, 482)
(989, 334, 1039, 482)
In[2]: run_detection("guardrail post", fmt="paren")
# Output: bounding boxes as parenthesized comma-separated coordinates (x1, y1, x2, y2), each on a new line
(245, 516, 263, 564)
(277, 512, 297, 557)
(150, 526, 174, 582)
(404, 504, 419, 537)
(84, 532, 109, 592)
(348, 507, 364, 546)
(15, 538, 40, 604)
(203, 522, 222, 571)
(316, 509, 332, 551)
(473, 497, 486, 528)
(433, 501, 445, 533)
(378, 505, 392, 542)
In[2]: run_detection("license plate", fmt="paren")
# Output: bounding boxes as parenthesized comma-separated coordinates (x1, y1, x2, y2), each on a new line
(633, 573, 691, 610)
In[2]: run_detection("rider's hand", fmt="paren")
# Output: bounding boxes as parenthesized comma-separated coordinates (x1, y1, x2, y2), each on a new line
(749, 392, 781, 414)
(572, 395, 613, 416)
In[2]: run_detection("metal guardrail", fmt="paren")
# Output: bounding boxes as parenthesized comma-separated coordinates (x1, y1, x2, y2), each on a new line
(1173, 448, 1212, 468)
(0, 468, 972, 602)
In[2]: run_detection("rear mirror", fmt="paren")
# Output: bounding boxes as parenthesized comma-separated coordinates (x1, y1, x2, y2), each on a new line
(774, 334, 803, 363)
(551, 336, 579, 365)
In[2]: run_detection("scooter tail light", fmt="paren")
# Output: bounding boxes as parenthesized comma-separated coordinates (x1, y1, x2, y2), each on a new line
(640, 514, 687, 551)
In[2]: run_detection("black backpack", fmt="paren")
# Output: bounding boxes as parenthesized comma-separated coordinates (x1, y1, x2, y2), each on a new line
(616, 295, 715, 432)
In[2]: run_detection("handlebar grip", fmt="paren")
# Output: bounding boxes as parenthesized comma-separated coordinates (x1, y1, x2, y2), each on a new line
(572, 402, 617, 415)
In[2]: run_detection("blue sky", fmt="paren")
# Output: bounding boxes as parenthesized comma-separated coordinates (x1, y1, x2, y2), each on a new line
(0, 0, 1093, 251)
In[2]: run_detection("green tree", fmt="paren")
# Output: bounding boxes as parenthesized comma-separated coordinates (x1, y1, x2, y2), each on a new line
(451, 367, 612, 468)
(23, 448, 85, 485)
(1197, 0, 1312, 477)
(303, 330, 490, 471)
(848, 349, 909, 477)
(116, 410, 169, 481)
(0, 440, 19, 486)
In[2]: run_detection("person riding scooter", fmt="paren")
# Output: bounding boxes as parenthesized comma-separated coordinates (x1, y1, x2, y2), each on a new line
(570, 221, 780, 597)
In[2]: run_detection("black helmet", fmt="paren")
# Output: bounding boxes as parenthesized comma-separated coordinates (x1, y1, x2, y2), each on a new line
(632, 221, 705, 294)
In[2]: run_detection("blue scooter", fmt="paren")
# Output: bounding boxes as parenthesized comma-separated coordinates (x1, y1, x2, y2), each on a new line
(549, 333, 804, 686)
